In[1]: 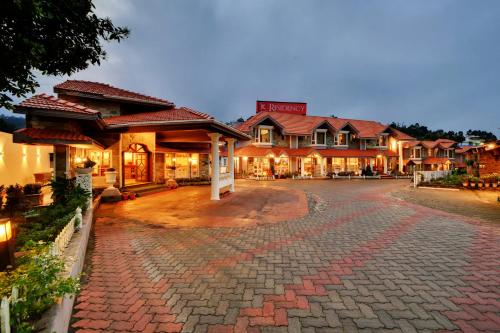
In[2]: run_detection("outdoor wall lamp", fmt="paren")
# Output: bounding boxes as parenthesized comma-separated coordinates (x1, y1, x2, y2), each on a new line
(0, 218, 14, 271)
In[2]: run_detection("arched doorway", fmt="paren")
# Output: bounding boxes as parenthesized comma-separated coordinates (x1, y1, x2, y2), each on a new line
(123, 143, 150, 185)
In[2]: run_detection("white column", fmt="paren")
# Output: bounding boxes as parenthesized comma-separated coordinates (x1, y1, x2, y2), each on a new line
(320, 158, 326, 176)
(383, 156, 388, 174)
(398, 141, 404, 173)
(209, 133, 221, 200)
(300, 158, 305, 176)
(226, 138, 235, 193)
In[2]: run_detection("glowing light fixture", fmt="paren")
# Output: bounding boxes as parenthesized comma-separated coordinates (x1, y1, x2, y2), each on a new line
(0, 218, 14, 270)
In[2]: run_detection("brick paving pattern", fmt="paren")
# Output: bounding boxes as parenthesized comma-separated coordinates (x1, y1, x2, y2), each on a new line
(71, 180, 500, 332)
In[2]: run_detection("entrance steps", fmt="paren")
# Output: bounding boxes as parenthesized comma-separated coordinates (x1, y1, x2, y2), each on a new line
(122, 183, 170, 197)
(380, 174, 395, 179)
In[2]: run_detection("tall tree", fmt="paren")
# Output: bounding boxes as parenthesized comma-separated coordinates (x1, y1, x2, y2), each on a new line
(0, 0, 129, 109)
(390, 122, 466, 142)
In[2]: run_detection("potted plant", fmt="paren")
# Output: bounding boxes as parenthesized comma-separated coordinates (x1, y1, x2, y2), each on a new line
(483, 175, 491, 188)
(121, 192, 129, 200)
(23, 183, 43, 207)
(128, 192, 136, 200)
(75, 158, 96, 174)
(469, 176, 479, 188)
(461, 175, 470, 188)
(494, 175, 500, 188)
(104, 167, 118, 186)
(477, 177, 484, 189)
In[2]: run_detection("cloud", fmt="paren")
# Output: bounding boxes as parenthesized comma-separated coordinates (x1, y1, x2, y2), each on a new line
(2, 0, 499, 136)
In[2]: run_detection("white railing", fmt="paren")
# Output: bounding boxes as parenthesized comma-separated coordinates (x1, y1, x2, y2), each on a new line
(49, 207, 82, 256)
(1, 287, 18, 333)
(219, 173, 233, 189)
(0, 207, 82, 332)
(414, 170, 451, 186)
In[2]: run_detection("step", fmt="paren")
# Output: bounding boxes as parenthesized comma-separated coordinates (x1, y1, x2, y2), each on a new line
(122, 184, 170, 197)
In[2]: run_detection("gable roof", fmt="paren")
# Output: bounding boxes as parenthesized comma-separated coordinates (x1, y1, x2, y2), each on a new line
(235, 111, 413, 139)
(13, 128, 103, 148)
(54, 80, 174, 107)
(104, 107, 212, 126)
(15, 94, 100, 119)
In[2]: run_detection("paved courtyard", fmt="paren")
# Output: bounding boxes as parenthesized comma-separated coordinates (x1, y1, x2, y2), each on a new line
(71, 180, 500, 333)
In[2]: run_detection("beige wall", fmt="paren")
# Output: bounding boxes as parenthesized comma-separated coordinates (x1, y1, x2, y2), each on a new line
(0, 131, 53, 186)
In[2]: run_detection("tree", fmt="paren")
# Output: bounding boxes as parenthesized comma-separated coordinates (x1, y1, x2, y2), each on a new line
(0, 115, 25, 133)
(390, 122, 466, 142)
(466, 129, 497, 142)
(0, 0, 130, 109)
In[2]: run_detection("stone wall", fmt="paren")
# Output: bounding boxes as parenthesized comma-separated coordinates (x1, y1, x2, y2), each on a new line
(479, 149, 500, 176)
(200, 154, 210, 178)
(155, 153, 165, 183)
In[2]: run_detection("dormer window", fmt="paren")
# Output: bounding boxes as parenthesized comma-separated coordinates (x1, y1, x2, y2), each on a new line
(334, 131, 348, 146)
(255, 125, 273, 145)
(311, 129, 327, 146)
(412, 147, 422, 159)
(447, 149, 454, 158)
(378, 134, 388, 147)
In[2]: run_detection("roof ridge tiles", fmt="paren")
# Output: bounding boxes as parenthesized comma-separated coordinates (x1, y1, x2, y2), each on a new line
(54, 80, 173, 106)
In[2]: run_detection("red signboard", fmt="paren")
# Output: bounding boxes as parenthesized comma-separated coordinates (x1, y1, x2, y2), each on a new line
(256, 101, 307, 115)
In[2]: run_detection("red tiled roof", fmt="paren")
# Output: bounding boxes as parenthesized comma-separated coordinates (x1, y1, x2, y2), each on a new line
(17, 94, 99, 115)
(104, 107, 213, 126)
(390, 128, 416, 141)
(235, 146, 280, 157)
(420, 141, 439, 149)
(456, 146, 475, 154)
(55, 80, 173, 106)
(13, 128, 96, 145)
(423, 157, 451, 165)
(235, 111, 413, 139)
(318, 149, 398, 158)
(235, 146, 398, 158)
(278, 148, 317, 157)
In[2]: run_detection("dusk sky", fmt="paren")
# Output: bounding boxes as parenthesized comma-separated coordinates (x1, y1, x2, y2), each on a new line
(3, 0, 500, 135)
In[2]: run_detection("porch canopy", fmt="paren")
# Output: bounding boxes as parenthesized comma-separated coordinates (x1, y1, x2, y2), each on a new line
(104, 109, 251, 200)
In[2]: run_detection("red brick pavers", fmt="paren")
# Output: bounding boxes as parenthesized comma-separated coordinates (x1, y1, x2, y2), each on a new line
(71, 180, 500, 332)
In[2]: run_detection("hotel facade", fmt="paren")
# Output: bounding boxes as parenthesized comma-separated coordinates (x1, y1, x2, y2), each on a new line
(11, 82, 466, 200)
(232, 101, 417, 177)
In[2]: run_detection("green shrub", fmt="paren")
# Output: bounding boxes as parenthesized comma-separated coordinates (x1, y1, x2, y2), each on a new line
(0, 245, 79, 333)
(15, 180, 89, 250)
(23, 184, 42, 195)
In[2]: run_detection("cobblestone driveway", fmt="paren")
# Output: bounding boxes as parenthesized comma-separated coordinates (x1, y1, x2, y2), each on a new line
(72, 180, 500, 333)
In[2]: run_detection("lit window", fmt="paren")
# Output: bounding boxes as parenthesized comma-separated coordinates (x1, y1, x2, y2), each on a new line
(335, 132, 348, 146)
(379, 135, 388, 147)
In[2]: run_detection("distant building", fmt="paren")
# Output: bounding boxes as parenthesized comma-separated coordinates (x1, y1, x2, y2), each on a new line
(462, 135, 485, 147)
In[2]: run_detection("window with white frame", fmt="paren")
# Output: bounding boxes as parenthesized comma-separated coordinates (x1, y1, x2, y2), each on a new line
(334, 131, 348, 146)
(311, 129, 327, 145)
(255, 126, 273, 144)
(413, 147, 422, 159)
(447, 149, 454, 158)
